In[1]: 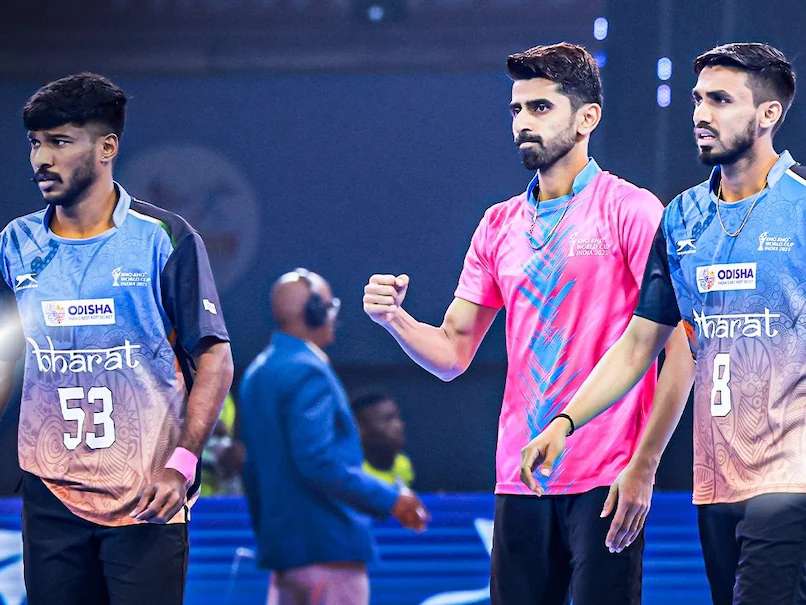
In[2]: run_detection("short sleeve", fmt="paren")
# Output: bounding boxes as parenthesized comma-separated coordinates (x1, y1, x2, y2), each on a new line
(454, 211, 504, 309)
(617, 189, 665, 287)
(633, 223, 682, 327)
(160, 232, 230, 355)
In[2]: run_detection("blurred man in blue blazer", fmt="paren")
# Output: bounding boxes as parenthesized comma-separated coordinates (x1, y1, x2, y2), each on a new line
(240, 268, 429, 605)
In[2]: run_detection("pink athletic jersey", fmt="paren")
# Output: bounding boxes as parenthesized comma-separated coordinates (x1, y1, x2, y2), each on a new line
(455, 160, 663, 495)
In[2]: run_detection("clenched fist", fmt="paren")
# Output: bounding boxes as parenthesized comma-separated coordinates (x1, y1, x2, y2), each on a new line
(363, 274, 409, 325)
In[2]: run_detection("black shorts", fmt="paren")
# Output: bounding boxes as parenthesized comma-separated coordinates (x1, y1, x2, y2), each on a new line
(491, 488, 643, 605)
(21, 472, 189, 605)
(698, 492, 806, 605)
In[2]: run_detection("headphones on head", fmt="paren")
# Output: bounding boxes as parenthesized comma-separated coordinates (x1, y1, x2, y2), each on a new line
(292, 268, 330, 328)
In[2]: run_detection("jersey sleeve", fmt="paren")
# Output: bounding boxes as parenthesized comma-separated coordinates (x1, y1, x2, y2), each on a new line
(454, 210, 504, 309)
(633, 222, 682, 326)
(160, 231, 230, 355)
(617, 189, 665, 287)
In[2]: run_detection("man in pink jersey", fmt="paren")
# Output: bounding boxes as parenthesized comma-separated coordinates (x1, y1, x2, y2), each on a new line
(363, 43, 691, 604)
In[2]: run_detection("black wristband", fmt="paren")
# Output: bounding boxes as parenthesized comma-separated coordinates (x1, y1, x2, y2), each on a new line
(551, 413, 575, 436)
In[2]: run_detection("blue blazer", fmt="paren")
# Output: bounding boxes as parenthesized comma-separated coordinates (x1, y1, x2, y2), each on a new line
(240, 332, 399, 571)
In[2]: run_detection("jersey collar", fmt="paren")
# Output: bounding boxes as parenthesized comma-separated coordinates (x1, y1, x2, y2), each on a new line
(526, 158, 601, 210)
(43, 181, 133, 236)
(709, 150, 795, 193)
(111, 182, 133, 226)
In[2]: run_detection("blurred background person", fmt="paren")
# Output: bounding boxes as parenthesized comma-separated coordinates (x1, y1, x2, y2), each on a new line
(351, 392, 415, 488)
(200, 392, 245, 496)
(239, 268, 429, 605)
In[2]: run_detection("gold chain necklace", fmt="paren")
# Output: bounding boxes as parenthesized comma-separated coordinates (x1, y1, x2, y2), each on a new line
(528, 187, 574, 251)
(715, 181, 766, 238)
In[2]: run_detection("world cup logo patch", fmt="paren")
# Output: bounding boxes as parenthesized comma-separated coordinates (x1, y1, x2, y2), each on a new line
(758, 231, 768, 252)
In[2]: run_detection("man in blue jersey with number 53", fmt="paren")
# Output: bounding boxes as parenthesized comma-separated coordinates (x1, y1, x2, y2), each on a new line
(520, 43, 806, 605)
(0, 73, 234, 605)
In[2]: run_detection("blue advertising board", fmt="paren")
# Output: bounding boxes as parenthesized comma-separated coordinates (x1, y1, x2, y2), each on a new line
(0, 492, 709, 604)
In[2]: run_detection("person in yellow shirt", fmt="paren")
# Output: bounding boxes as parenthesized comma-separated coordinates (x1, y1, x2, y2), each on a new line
(351, 392, 415, 487)
(200, 392, 245, 495)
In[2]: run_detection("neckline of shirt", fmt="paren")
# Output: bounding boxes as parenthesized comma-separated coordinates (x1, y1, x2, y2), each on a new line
(43, 182, 133, 245)
(525, 158, 601, 214)
(706, 150, 795, 211)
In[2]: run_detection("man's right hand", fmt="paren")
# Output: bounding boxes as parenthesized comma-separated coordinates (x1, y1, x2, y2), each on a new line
(363, 274, 409, 326)
(519, 419, 569, 495)
(391, 491, 430, 533)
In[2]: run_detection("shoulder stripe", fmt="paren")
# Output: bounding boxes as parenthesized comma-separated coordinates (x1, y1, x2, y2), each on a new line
(127, 208, 175, 246)
(128, 208, 166, 228)
(128, 199, 196, 249)
(786, 164, 806, 186)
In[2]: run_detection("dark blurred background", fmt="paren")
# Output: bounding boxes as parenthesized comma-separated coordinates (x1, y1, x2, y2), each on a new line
(0, 0, 804, 494)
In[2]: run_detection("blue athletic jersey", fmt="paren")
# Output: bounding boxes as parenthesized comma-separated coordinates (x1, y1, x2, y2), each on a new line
(636, 151, 806, 504)
(0, 183, 229, 525)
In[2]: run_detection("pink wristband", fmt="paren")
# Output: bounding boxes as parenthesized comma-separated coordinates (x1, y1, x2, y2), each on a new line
(164, 447, 198, 484)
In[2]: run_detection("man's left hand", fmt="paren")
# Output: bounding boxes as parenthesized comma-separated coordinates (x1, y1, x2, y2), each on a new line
(130, 468, 188, 523)
(601, 461, 654, 553)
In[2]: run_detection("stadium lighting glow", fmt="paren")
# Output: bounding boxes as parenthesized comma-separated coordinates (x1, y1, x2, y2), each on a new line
(657, 57, 673, 81)
(367, 4, 385, 21)
(594, 52, 607, 68)
(657, 84, 672, 108)
(593, 17, 608, 41)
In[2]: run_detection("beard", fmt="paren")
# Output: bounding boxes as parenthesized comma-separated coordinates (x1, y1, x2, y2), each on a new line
(697, 119, 756, 167)
(516, 123, 578, 171)
(42, 152, 98, 207)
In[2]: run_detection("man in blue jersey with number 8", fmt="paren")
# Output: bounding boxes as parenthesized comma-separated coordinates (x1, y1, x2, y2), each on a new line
(520, 42, 806, 605)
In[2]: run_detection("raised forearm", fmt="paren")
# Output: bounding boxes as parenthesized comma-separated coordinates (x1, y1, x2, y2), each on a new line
(384, 308, 466, 381)
(178, 341, 234, 457)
